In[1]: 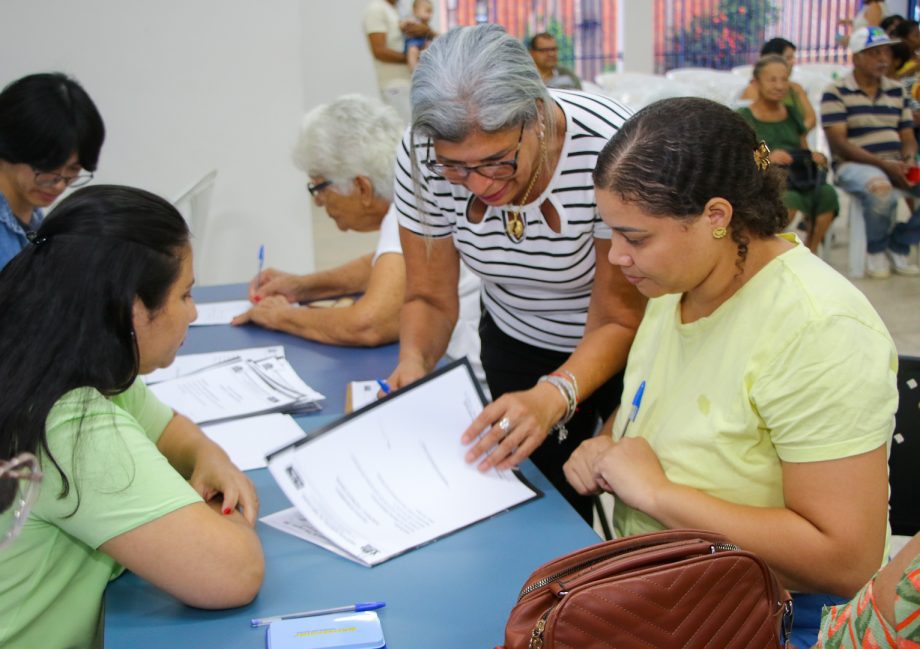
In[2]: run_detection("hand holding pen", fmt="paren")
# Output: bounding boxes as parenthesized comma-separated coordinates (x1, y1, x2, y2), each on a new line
(563, 380, 648, 497)
(590, 380, 672, 514)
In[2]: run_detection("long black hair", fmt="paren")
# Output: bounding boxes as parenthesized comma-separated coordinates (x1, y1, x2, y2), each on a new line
(593, 97, 788, 267)
(0, 72, 105, 172)
(0, 185, 189, 498)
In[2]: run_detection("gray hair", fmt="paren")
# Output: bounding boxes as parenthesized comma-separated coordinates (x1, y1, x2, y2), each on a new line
(292, 94, 403, 201)
(410, 24, 554, 142)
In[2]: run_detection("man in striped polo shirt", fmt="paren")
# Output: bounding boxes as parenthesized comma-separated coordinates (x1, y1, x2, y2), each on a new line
(822, 26, 920, 278)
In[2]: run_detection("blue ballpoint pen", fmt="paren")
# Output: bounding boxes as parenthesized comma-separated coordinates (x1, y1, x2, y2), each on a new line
(617, 380, 646, 440)
(257, 244, 265, 279)
(250, 601, 386, 627)
(375, 378, 391, 395)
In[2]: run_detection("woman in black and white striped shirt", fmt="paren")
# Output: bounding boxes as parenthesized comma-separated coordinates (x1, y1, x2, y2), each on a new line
(387, 24, 645, 522)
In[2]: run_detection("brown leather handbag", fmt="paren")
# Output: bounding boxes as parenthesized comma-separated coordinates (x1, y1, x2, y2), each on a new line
(500, 529, 793, 649)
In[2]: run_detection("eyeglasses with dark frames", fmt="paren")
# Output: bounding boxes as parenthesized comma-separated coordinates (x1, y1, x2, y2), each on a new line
(0, 452, 42, 549)
(32, 169, 94, 189)
(423, 123, 526, 182)
(307, 180, 333, 197)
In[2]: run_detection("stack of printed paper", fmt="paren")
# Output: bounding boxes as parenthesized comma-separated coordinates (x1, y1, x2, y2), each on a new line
(146, 346, 325, 424)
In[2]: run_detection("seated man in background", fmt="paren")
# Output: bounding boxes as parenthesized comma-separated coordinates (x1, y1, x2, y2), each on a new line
(821, 26, 920, 278)
(528, 32, 582, 90)
(234, 95, 482, 376)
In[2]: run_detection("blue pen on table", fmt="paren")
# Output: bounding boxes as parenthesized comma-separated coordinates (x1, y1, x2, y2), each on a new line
(376, 378, 391, 395)
(250, 601, 386, 627)
(617, 380, 646, 440)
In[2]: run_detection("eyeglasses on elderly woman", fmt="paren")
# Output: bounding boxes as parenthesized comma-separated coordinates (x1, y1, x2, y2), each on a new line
(423, 122, 526, 182)
(0, 453, 42, 549)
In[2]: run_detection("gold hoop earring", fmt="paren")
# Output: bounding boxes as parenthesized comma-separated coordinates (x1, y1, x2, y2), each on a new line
(712, 227, 728, 240)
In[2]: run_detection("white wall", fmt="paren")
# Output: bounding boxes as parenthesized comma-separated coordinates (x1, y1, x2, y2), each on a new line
(0, 0, 353, 284)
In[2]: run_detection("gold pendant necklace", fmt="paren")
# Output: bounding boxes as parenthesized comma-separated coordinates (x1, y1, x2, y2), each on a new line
(505, 136, 547, 243)
(506, 215, 525, 241)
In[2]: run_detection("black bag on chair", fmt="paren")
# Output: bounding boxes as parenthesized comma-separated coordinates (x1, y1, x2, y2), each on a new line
(785, 149, 824, 193)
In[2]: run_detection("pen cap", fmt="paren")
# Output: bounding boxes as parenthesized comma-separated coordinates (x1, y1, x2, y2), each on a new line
(266, 611, 385, 649)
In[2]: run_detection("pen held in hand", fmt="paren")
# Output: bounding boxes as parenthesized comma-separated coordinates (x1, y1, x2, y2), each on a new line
(250, 601, 386, 627)
(617, 380, 646, 440)
(375, 378, 391, 395)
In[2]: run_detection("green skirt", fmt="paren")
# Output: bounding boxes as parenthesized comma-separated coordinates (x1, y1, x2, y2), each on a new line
(784, 183, 839, 220)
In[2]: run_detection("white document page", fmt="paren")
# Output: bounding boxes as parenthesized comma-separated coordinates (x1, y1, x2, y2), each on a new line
(348, 381, 380, 412)
(143, 346, 285, 384)
(267, 362, 539, 566)
(149, 358, 321, 424)
(261, 507, 359, 563)
(190, 299, 252, 326)
(202, 414, 307, 471)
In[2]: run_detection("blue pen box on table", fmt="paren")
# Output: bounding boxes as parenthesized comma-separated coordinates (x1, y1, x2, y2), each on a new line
(266, 611, 386, 649)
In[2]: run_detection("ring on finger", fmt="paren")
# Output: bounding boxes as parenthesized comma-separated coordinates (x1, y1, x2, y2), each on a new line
(498, 416, 512, 434)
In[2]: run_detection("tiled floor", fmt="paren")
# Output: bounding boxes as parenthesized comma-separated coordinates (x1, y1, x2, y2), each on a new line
(823, 242, 920, 357)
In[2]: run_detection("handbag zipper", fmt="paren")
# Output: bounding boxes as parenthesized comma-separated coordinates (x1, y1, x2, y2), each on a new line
(528, 609, 552, 649)
(519, 539, 726, 600)
(518, 556, 605, 599)
(710, 543, 740, 553)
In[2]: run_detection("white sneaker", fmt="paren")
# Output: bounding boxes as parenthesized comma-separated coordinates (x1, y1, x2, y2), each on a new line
(866, 252, 891, 279)
(888, 251, 920, 276)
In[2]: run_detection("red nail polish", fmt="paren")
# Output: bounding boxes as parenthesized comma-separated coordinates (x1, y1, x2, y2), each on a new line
(253, 295, 261, 303)
(223, 507, 232, 515)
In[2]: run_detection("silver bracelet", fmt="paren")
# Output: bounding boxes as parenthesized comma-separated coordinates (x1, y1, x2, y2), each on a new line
(538, 373, 579, 443)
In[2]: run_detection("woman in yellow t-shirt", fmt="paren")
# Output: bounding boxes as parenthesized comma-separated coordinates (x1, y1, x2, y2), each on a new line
(564, 97, 897, 649)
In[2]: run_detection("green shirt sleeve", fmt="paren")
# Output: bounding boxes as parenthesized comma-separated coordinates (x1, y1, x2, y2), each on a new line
(39, 382, 202, 549)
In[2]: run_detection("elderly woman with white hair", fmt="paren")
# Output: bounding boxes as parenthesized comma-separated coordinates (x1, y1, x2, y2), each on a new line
(386, 24, 646, 523)
(235, 95, 481, 369)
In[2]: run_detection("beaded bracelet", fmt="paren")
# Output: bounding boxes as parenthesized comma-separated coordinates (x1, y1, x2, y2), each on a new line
(538, 372, 579, 443)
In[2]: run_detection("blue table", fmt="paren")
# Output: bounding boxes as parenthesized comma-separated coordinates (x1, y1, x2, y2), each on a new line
(104, 285, 600, 648)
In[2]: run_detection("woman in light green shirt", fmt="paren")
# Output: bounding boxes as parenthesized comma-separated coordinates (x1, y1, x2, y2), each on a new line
(0, 186, 264, 649)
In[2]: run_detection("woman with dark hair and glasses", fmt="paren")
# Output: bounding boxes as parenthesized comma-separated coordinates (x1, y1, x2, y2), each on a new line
(0, 186, 264, 649)
(563, 97, 896, 648)
(386, 24, 646, 524)
(0, 72, 105, 269)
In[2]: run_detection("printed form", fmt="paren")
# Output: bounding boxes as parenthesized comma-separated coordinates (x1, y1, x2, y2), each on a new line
(265, 361, 540, 566)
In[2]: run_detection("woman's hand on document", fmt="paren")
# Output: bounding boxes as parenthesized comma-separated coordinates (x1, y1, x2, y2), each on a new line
(461, 381, 567, 472)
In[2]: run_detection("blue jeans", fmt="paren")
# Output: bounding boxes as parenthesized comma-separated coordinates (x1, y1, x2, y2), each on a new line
(835, 162, 920, 255)
(789, 592, 847, 648)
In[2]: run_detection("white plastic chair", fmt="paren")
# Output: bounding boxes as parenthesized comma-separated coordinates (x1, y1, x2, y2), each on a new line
(664, 68, 749, 106)
(843, 191, 868, 279)
(794, 62, 850, 80)
(730, 64, 754, 79)
(172, 169, 218, 238)
(172, 169, 218, 277)
(594, 71, 695, 110)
